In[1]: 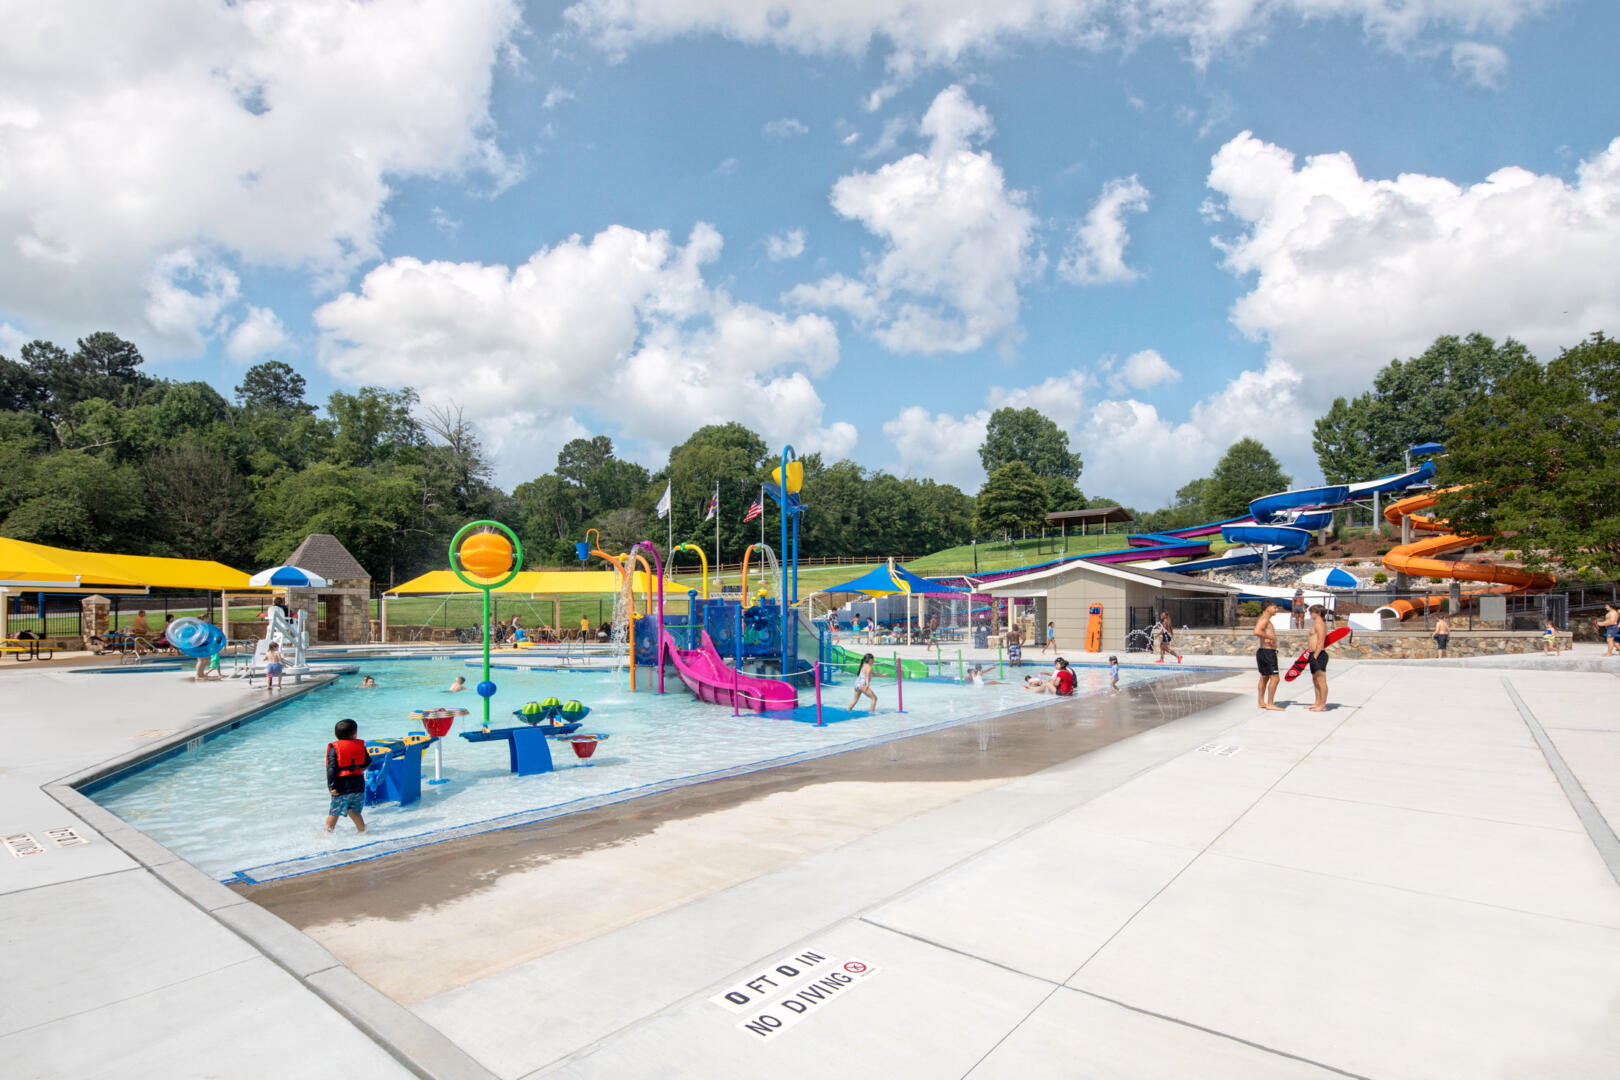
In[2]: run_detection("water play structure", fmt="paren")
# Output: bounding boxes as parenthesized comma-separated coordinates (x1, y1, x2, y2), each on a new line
(449, 520, 523, 730)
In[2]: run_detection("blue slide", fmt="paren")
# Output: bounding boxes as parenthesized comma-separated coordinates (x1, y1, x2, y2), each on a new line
(1154, 461, 1435, 575)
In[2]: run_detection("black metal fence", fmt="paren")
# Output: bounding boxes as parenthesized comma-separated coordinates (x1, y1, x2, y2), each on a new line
(4, 592, 228, 641)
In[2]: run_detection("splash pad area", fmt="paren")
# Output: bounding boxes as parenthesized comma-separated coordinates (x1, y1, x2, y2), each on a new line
(87, 658, 1193, 883)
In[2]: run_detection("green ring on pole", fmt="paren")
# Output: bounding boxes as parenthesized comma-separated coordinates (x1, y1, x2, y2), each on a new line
(449, 520, 523, 591)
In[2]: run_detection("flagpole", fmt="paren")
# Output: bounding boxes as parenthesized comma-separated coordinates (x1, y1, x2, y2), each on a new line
(713, 479, 720, 598)
(759, 483, 765, 551)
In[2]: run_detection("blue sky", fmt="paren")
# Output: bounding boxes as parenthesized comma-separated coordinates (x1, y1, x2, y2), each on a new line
(3, 0, 1617, 508)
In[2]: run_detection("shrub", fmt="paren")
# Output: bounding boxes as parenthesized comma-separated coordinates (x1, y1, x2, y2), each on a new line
(1373, 572, 1389, 584)
(1374, 546, 1391, 556)
(1238, 601, 1264, 617)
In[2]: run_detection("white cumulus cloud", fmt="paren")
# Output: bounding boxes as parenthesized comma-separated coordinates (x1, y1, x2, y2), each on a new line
(565, 0, 1551, 98)
(0, 0, 521, 352)
(1111, 348, 1179, 392)
(1059, 175, 1151, 285)
(315, 223, 854, 484)
(1450, 41, 1508, 89)
(226, 305, 291, 364)
(764, 228, 807, 261)
(883, 357, 1306, 507)
(1207, 129, 1620, 406)
(787, 85, 1040, 355)
(763, 117, 809, 138)
(882, 406, 991, 489)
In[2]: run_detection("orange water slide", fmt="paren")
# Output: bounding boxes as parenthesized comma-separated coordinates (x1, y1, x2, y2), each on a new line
(1380, 488, 1554, 619)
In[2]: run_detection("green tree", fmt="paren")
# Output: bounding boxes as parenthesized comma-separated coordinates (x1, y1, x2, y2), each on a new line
(975, 461, 1048, 538)
(1205, 439, 1290, 520)
(0, 451, 147, 551)
(1042, 475, 1086, 514)
(1313, 333, 1534, 482)
(141, 444, 257, 566)
(0, 355, 45, 413)
(255, 463, 433, 586)
(1435, 332, 1620, 576)
(979, 407, 1082, 484)
(513, 473, 589, 564)
(664, 423, 770, 557)
(553, 435, 650, 517)
(235, 361, 315, 416)
(327, 386, 424, 468)
(421, 402, 498, 519)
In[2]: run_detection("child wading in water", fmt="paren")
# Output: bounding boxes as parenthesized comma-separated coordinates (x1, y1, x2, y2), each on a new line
(1108, 655, 1120, 693)
(847, 653, 878, 713)
(325, 718, 368, 834)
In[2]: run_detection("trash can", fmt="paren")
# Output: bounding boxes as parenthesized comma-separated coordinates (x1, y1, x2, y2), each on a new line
(972, 628, 989, 649)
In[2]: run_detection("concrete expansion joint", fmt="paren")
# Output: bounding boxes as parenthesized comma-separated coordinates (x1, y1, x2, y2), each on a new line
(1058, 987, 1379, 1080)
(1502, 677, 1620, 887)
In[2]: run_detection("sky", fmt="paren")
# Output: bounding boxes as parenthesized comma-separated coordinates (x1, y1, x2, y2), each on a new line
(2, 0, 1617, 509)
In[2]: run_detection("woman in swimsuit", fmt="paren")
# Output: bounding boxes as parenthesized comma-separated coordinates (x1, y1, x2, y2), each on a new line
(847, 653, 878, 713)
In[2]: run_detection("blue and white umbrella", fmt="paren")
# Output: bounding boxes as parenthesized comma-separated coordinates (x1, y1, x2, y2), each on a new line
(249, 565, 330, 588)
(1299, 566, 1359, 589)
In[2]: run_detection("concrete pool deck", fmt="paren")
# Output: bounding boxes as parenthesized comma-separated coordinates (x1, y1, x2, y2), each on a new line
(3, 645, 1619, 1078)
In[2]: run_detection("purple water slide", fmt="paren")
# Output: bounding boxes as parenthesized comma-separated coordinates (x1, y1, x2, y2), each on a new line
(663, 631, 798, 713)
(1085, 541, 1210, 563)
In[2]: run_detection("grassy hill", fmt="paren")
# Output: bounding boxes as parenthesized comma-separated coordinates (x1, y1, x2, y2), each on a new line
(906, 534, 1128, 576)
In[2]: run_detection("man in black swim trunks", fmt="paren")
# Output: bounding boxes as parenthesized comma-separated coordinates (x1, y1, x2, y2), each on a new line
(1307, 604, 1330, 712)
(1254, 602, 1282, 710)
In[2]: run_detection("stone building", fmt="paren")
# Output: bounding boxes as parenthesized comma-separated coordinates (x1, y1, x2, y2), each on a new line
(282, 534, 372, 644)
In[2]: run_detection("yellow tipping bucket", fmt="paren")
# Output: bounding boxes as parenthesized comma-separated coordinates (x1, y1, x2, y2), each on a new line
(771, 460, 804, 494)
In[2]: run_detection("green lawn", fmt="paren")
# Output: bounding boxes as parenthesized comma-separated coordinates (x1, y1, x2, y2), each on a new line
(907, 533, 1130, 575)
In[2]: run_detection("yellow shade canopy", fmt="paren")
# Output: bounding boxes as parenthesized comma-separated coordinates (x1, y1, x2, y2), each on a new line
(385, 569, 685, 596)
(0, 537, 256, 590)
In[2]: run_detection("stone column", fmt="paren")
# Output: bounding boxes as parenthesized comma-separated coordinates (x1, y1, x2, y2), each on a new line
(81, 594, 110, 648)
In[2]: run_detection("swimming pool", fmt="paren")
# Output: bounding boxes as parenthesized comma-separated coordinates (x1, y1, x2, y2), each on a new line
(89, 661, 1184, 882)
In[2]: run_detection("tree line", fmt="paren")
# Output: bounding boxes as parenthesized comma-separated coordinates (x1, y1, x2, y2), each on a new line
(4, 328, 1612, 584)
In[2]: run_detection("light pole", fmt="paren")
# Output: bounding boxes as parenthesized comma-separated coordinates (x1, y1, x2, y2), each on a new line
(972, 538, 978, 573)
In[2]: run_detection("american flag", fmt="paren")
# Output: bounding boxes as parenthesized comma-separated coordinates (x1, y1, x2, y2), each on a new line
(743, 497, 763, 522)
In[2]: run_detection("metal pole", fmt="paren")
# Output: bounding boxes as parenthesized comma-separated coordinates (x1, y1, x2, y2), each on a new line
(895, 650, 903, 713)
(814, 656, 823, 725)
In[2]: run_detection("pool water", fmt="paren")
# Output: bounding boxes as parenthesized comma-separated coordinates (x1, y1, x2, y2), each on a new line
(91, 661, 1180, 882)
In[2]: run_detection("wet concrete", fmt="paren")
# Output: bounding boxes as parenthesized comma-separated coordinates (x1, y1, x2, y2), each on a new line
(237, 671, 1234, 930)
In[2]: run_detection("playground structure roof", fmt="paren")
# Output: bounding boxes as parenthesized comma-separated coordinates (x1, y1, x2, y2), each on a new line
(384, 569, 683, 596)
(0, 537, 258, 591)
(1044, 506, 1133, 526)
(819, 564, 968, 597)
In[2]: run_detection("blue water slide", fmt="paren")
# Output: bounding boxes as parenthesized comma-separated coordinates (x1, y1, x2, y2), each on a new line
(1345, 460, 1435, 497)
(1280, 509, 1335, 531)
(1220, 525, 1313, 553)
(1246, 485, 1352, 524)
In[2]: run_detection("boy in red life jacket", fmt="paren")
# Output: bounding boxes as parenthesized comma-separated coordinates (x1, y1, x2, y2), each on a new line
(325, 718, 369, 834)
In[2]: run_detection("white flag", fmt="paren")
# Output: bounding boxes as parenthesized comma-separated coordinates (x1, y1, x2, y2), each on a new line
(656, 481, 671, 519)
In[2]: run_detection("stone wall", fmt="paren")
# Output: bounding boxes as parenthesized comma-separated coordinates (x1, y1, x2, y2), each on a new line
(1174, 627, 1568, 659)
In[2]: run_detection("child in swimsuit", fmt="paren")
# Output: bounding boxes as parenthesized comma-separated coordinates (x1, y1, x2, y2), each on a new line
(847, 653, 878, 713)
